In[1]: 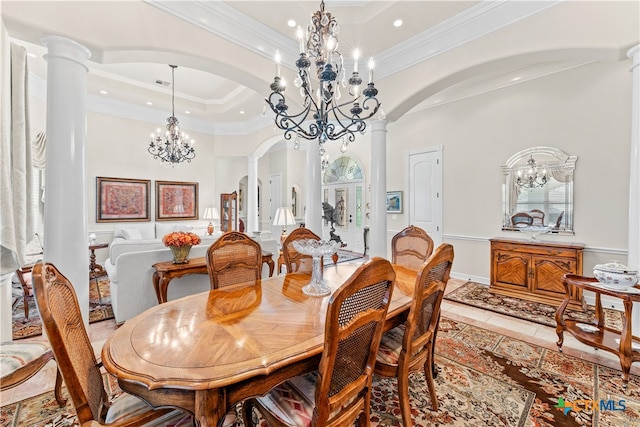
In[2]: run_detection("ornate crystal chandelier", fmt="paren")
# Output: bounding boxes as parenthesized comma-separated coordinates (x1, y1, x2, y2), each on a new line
(516, 156, 548, 188)
(266, 0, 381, 156)
(148, 65, 195, 164)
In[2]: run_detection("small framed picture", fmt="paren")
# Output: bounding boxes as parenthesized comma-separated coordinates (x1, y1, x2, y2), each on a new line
(386, 191, 403, 214)
(156, 180, 199, 220)
(96, 177, 151, 222)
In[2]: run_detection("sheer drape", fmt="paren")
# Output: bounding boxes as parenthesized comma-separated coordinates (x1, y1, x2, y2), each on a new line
(0, 43, 35, 274)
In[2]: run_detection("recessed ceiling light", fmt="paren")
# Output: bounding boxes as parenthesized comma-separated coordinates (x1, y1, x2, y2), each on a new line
(146, 101, 153, 106)
(239, 110, 245, 115)
(511, 76, 522, 82)
(99, 90, 108, 95)
(393, 19, 403, 28)
(27, 53, 37, 58)
(185, 111, 191, 114)
(287, 19, 296, 27)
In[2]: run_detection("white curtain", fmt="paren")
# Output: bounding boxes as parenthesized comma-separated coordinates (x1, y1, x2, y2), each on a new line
(0, 43, 35, 274)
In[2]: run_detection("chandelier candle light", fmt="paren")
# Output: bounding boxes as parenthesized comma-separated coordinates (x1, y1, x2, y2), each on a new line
(266, 0, 381, 157)
(516, 156, 548, 189)
(148, 65, 196, 164)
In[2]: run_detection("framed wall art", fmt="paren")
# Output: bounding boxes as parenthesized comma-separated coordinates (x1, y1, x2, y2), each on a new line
(386, 191, 403, 214)
(96, 177, 151, 222)
(156, 180, 199, 220)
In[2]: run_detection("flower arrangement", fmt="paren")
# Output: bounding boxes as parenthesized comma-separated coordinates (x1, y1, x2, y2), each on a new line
(162, 231, 201, 247)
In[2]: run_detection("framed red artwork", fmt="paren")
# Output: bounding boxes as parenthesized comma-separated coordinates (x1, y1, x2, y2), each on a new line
(96, 177, 151, 222)
(156, 180, 199, 220)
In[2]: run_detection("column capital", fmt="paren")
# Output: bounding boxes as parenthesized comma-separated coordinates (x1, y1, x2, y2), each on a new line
(371, 119, 388, 132)
(628, 44, 640, 60)
(42, 35, 91, 71)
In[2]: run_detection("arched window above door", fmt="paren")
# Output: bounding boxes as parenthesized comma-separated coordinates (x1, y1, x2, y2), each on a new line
(323, 156, 363, 184)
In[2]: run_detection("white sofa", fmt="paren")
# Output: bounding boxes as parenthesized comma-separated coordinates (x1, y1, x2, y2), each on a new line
(104, 222, 278, 324)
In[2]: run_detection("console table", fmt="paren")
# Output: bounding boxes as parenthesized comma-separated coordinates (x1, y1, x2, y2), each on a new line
(556, 274, 640, 386)
(490, 238, 584, 310)
(152, 252, 274, 304)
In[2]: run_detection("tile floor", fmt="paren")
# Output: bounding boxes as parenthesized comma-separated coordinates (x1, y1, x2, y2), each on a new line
(1, 278, 638, 407)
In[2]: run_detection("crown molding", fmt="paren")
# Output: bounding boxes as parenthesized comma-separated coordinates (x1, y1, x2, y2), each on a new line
(146, 0, 561, 81)
(375, 0, 562, 79)
(144, 0, 297, 61)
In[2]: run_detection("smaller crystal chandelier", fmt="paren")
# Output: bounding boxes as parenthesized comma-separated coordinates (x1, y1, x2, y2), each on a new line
(266, 0, 381, 157)
(148, 65, 195, 164)
(516, 156, 548, 188)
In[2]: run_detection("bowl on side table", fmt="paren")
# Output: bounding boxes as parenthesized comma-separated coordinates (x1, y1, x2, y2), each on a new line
(593, 260, 639, 290)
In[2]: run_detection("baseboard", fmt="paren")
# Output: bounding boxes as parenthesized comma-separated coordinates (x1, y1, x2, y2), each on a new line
(450, 272, 489, 285)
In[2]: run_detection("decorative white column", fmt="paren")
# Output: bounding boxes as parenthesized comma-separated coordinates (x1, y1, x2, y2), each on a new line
(627, 45, 640, 332)
(305, 144, 322, 235)
(369, 120, 388, 257)
(247, 156, 259, 236)
(42, 36, 91, 324)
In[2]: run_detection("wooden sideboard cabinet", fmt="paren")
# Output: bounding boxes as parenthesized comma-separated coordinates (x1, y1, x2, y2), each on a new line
(490, 238, 585, 310)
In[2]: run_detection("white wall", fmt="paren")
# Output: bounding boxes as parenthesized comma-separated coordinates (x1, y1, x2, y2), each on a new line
(387, 60, 632, 280)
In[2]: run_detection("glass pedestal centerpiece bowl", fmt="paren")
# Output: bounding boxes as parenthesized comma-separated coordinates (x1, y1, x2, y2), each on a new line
(293, 239, 342, 297)
(519, 226, 552, 241)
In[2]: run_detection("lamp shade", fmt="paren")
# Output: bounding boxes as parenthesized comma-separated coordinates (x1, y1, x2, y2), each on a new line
(203, 207, 220, 220)
(273, 207, 296, 227)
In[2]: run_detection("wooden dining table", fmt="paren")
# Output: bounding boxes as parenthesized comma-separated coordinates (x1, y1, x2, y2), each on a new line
(101, 261, 417, 427)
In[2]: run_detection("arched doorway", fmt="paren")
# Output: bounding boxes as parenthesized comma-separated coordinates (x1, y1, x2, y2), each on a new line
(322, 156, 366, 253)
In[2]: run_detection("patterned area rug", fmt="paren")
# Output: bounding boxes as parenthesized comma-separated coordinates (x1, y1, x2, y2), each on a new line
(2, 318, 638, 426)
(444, 281, 624, 329)
(12, 274, 114, 340)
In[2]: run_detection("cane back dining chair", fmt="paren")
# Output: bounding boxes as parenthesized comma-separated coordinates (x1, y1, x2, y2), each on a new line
(242, 257, 396, 427)
(374, 243, 454, 426)
(528, 209, 545, 226)
(31, 262, 197, 427)
(391, 225, 434, 270)
(206, 231, 262, 289)
(0, 341, 65, 406)
(282, 227, 321, 274)
(510, 212, 534, 227)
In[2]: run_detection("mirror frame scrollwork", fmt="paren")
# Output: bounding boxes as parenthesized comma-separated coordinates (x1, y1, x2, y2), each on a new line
(501, 146, 577, 235)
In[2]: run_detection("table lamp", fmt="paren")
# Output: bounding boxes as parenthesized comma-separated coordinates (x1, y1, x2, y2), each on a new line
(203, 207, 220, 235)
(273, 207, 296, 243)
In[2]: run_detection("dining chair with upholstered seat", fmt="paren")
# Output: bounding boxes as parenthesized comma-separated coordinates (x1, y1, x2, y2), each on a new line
(31, 262, 205, 427)
(391, 225, 434, 270)
(528, 209, 545, 226)
(242, 257, 396, 427)
(206, 231, 262, 289)
(0, 341, 65, 407)
(282, 227, 321, 274)
(511, 212, 534, 227)
(374, 243, 454, 426)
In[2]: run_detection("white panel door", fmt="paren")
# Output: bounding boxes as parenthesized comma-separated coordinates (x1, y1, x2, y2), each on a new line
(270, 173, 282, 238)
(409, 149, 443, 246)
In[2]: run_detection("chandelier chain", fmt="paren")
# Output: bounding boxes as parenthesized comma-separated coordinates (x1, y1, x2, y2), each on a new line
(148, 64, 195, 164)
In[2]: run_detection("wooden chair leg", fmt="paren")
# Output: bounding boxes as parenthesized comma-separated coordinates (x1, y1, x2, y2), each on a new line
(424, 343, 439, 411)
(54, 367, 66, 407)
(241, 399, 255, 427)
(397, 366, 413, 427)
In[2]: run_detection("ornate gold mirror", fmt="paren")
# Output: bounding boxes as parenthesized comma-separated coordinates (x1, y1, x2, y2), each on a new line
(502, 147, 576, 235)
